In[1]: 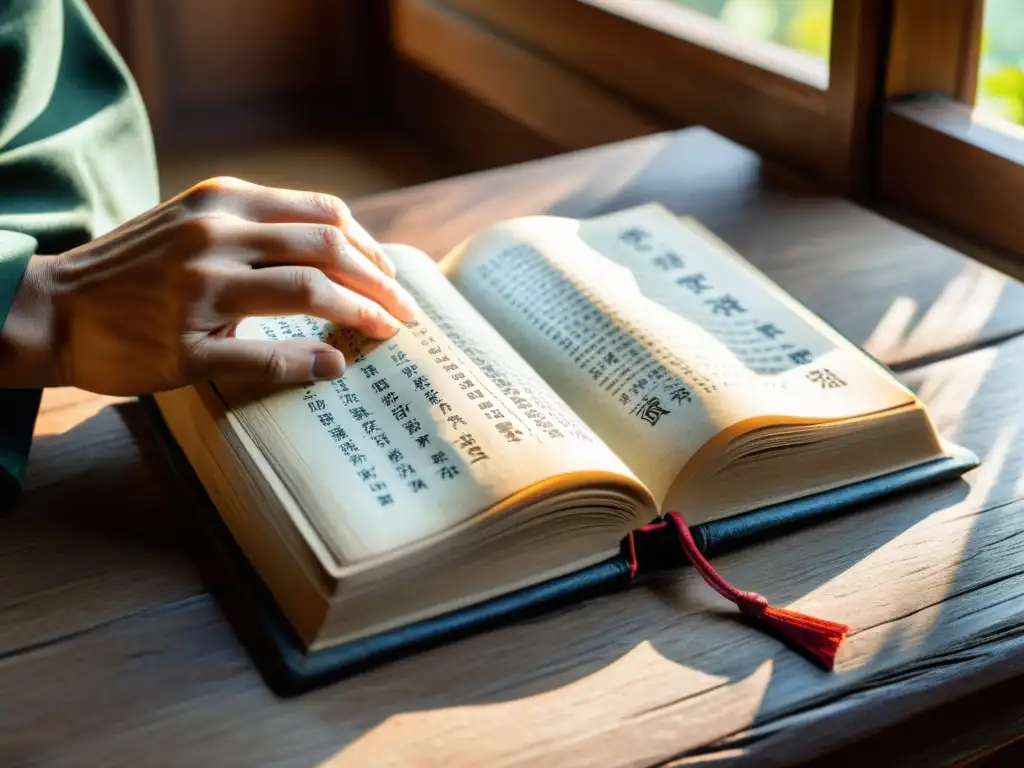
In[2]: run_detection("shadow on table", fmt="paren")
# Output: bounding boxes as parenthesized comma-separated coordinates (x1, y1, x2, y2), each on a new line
(15, 398, 193, 553)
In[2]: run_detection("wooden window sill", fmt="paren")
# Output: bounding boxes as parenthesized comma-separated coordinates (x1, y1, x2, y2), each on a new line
(881, 98, 1024, 258)
(443, 0, 827, 177)
(424, 0, 884, 194)
(580, 0, 829, 90)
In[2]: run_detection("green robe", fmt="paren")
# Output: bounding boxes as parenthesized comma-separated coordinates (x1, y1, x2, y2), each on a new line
(0, 0, 159, 503)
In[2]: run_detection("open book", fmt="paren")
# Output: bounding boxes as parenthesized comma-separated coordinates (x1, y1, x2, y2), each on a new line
(153, 203, 976, 685)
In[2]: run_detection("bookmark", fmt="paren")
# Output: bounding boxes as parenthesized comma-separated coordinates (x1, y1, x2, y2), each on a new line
(625, 512, 849, 670)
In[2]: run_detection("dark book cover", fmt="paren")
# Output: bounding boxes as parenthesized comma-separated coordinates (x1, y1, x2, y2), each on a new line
(139, 395, 978, 696)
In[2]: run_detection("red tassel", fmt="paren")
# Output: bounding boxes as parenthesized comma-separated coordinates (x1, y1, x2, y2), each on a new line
(664, 512, 850, 670)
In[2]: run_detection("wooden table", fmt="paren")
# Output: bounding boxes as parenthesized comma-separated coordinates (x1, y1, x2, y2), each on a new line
(5, 128, 1024, 766)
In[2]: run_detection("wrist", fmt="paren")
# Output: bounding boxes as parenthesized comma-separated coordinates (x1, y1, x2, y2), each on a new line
(0, 254, 68, 389)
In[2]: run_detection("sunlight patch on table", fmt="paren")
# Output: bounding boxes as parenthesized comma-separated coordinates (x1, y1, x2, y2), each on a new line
(903, 263, 1006, 354)
(322, 641, 765, 767)
(864, 262, 1006, 364)
(863, 295, 918, 363)
(382, 135, 671, 255)
(32, 390, 128, 437)
(913, 345, 999, 441)
(824, 423, 1013, 669)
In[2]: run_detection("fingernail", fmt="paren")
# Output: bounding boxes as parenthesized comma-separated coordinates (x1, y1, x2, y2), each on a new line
(373, 312, 402, 339)
(311, 349, 345, 380)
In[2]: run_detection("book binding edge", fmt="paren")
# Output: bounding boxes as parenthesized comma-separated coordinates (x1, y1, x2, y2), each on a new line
(138, 394, 978, 695)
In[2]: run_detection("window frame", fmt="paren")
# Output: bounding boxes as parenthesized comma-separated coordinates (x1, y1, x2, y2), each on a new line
(394, 0, 1023, 257)
(439, 0, 887, 193)
(878, 0, 1023, 257)
(390, 0, 665, 154)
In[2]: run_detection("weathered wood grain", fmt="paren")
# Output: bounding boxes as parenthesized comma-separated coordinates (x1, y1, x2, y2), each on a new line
(3, 331, 1024, 766)
(0, 393, 203, 655)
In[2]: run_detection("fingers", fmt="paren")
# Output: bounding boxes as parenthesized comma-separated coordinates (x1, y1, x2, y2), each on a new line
(231, 221, 417, 323)
(192, 338, 346, 385)
(180, 177, 395, 277)
(214, 266, 403, 340)
(275, 192, 395, 279)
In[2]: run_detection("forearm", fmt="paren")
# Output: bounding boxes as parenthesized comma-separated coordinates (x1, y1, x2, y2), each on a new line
(0, 0, 157, 387)
(0, 0, 159, 505)
(0, 251, 62, 390)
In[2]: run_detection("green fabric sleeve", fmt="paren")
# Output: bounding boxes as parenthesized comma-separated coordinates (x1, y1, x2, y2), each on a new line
(0, 0, 159, 505)
(0, 232, 37, 501)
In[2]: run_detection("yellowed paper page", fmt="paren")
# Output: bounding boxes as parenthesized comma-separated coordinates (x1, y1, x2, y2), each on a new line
(577, 204, 917, 418)
(441, 204, 915, 504)
(223, 245, 646, 564)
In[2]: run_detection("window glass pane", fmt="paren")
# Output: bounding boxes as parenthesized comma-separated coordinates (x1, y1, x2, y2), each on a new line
(977, 0, 1024, 125)
(666, 0, 832, 61)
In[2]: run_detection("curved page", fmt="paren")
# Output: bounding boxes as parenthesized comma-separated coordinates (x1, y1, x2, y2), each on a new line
(441, 205, 916, 504)
(224, 245, 652, 565)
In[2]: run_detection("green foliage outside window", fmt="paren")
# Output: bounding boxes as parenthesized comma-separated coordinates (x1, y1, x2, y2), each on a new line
(978, 0, 1024, 125)
(670, 0, 1024, 125)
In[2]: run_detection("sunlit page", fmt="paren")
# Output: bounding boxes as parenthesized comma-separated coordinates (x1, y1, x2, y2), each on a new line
(225, 245, 644, 564)
(442, 204, 914, 503)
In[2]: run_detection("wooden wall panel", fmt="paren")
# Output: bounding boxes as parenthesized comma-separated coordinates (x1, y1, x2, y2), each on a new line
(85, 0, 388, 151)
(393, 59, 563, 172)
(391, 0, 662, 152)
(159, 0, 346, 106)
(84, 0, 128, 52)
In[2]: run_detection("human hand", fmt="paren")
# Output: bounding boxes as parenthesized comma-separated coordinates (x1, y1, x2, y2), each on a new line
(0, 176, 417, 396)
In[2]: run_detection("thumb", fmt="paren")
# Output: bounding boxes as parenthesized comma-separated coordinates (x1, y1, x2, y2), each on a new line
(190, 338, 346, 384)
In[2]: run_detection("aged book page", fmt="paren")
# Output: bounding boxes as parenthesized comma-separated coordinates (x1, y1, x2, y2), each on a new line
(221, 244, 650, 565)
(576, 205, 918, 420)
(441, 204, 918, 505)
